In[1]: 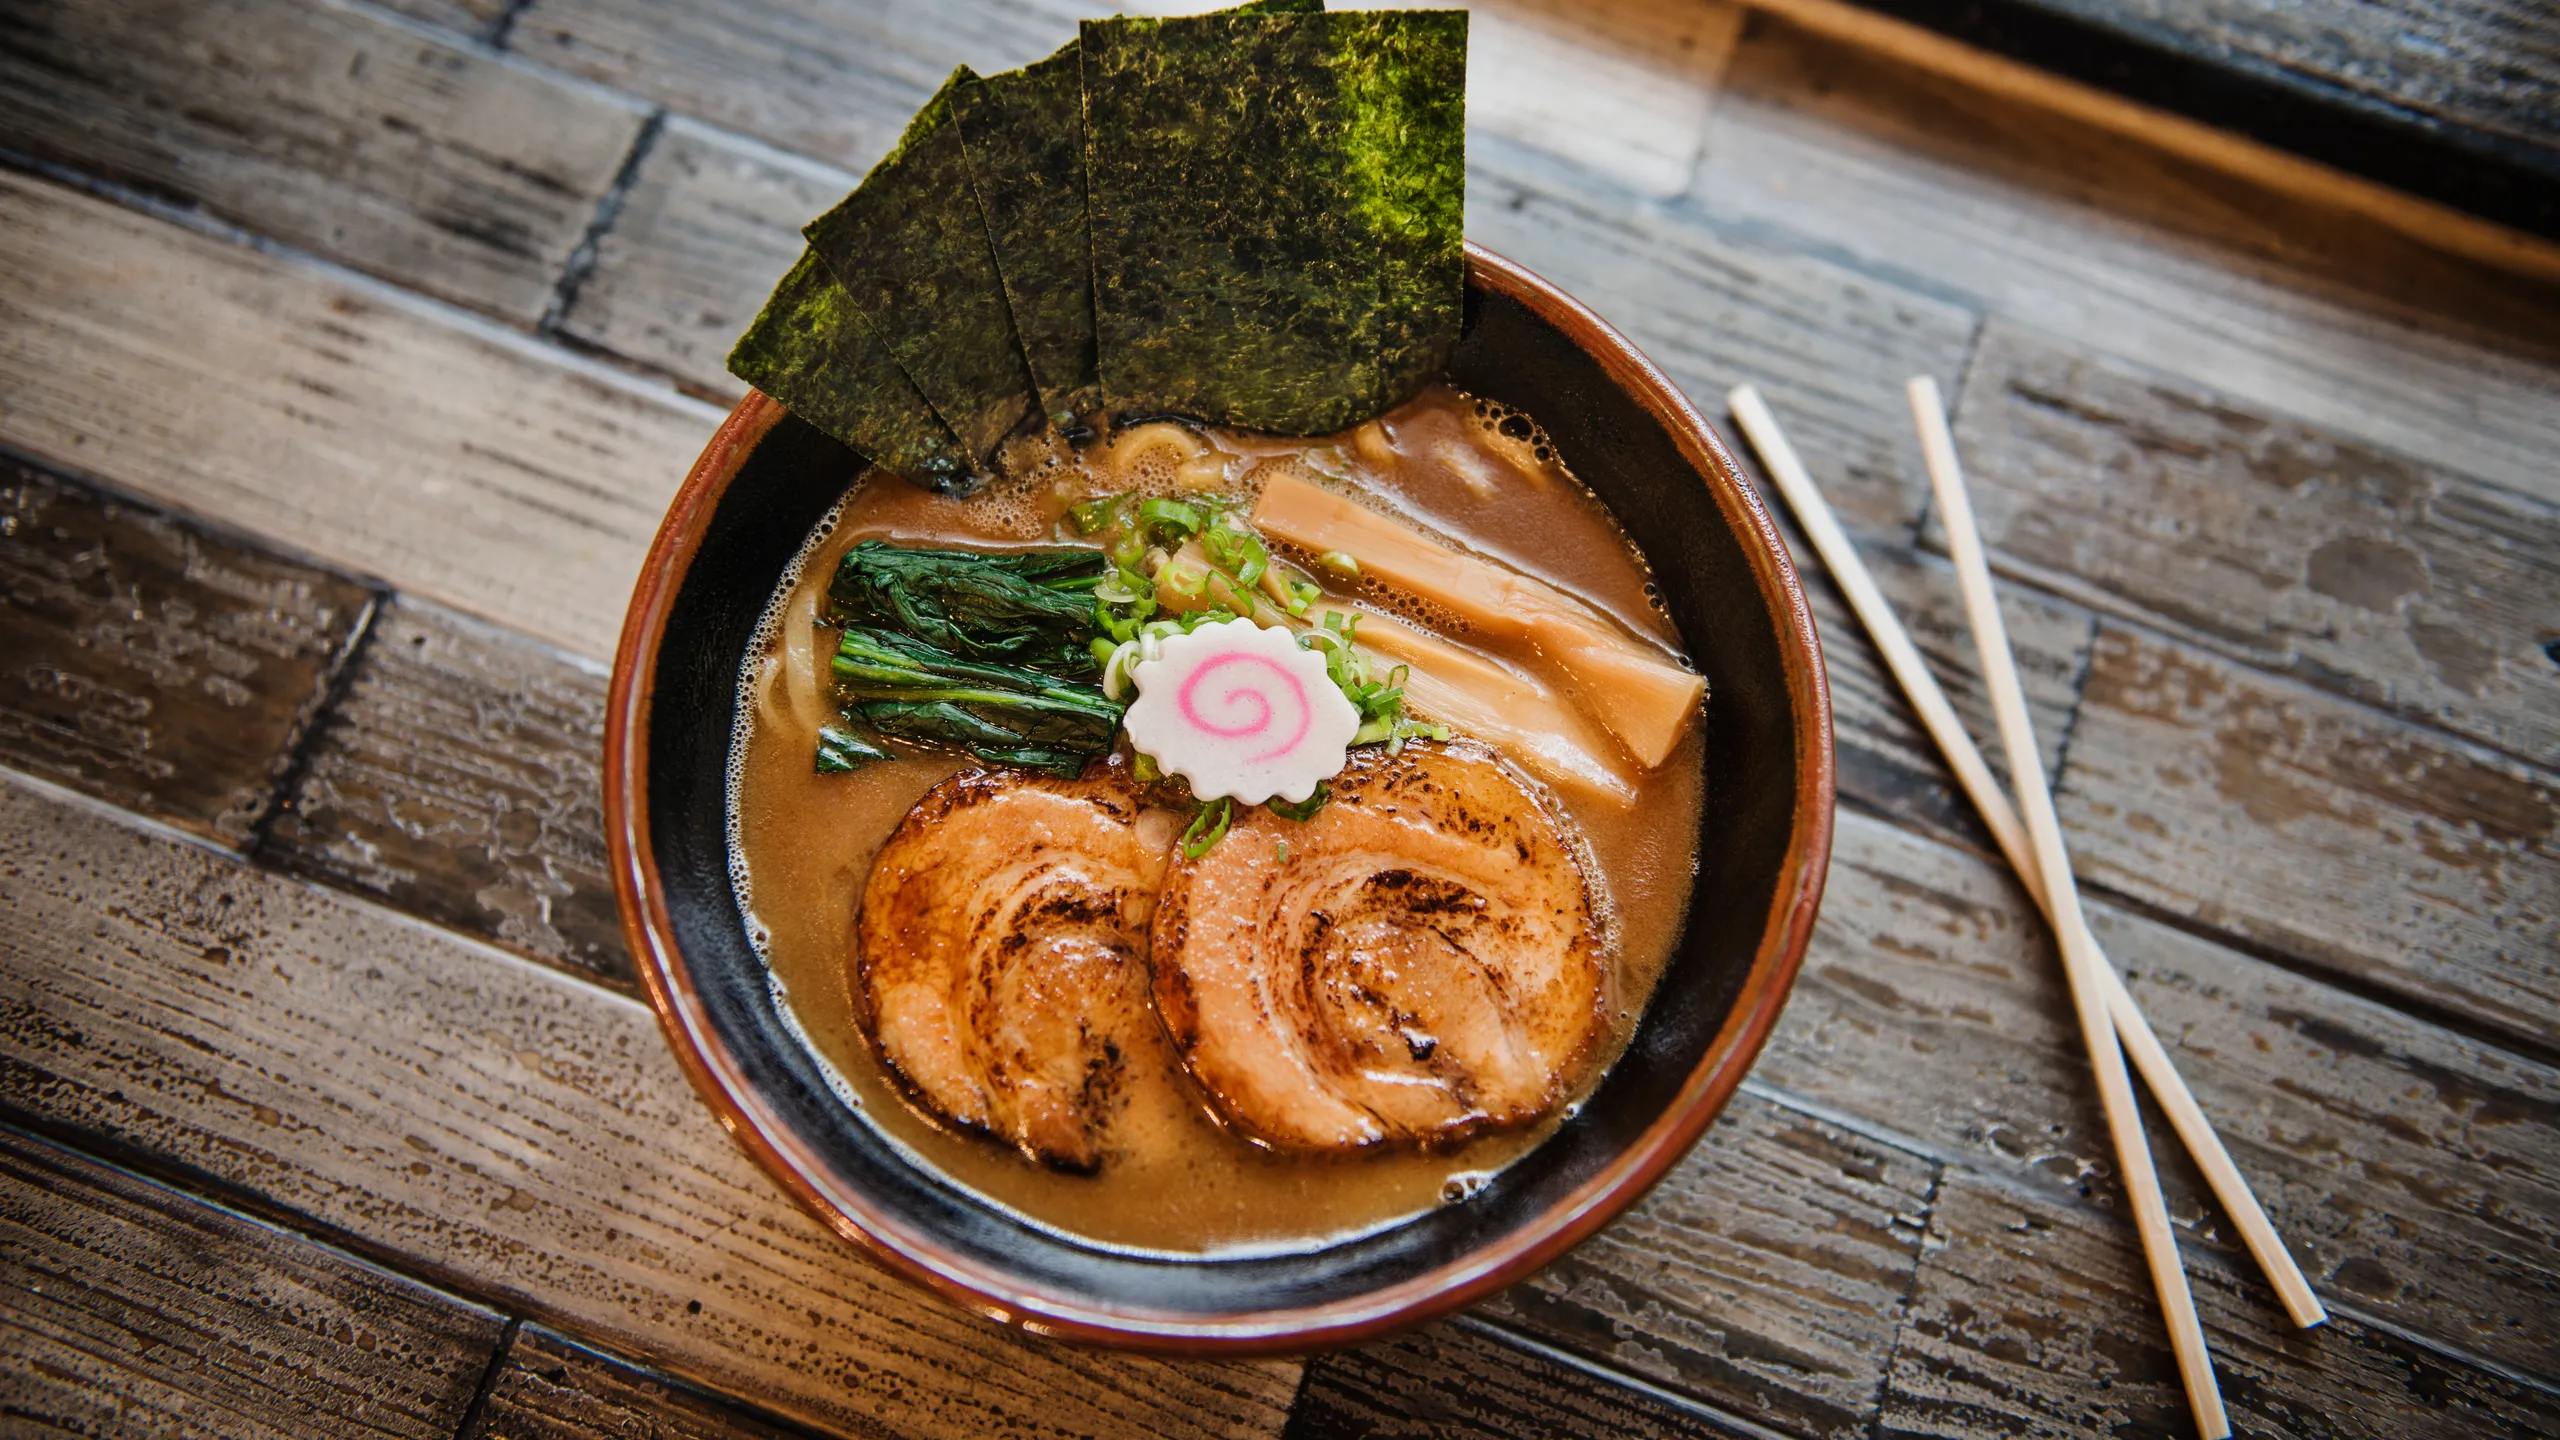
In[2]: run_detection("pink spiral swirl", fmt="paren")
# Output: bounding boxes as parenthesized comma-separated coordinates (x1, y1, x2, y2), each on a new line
(1176, 652, 1313, 764)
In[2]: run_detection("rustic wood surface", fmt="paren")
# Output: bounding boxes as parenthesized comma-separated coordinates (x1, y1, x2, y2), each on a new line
(0, 1122, 506, 1439)
(1, 0, 2555, 1434)
(476, 1326, 818, 1440)
(0, 455, 373, 845)
(263, 597, 627, 987)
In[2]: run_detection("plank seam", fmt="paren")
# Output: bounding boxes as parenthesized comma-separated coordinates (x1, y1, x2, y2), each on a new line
(541, 108, 669, 337)
(1864, 1156, 1945, 1440)
(1446, 1313, 1804, 1440)
(451, 1317, 523, 1440)
(246, 589, 389, 861)
(484, 0, 538, 49)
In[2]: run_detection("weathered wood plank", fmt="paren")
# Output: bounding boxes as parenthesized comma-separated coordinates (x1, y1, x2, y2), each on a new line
(1286, 1320, 1760, 1440)
(0, 455, 374, 846)
(505, 0, 1081, 173)
(2057, 623, 2559, 1050)
(370, 0, 505, 42)
(1786, 521, 2093, 854)
(1468, 138, 1979, 537)
(478, 1326, 814, 1440)
(0, 169, 726, 664)
(1693, 12, 2560, 508)
(1479, 1090, 1930, 1439)
(263, 597, 625, 987)
(562, 118, 851, 398)
(2029, 0, 2560, 156)
(0, 771, 1297, 1440)
(0, 1122, 505, 1439)
(1448, 0, 1745, 201)
(0, 0, 650, 324)
(1878, 1172, 2560, 1438)
(1949, 321, 2560, 766)
(1754, 807, 2560, 1378)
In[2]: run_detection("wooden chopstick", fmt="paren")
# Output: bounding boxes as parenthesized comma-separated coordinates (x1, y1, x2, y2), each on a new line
(1902, 375, 2229, 1438)
(1726, 384, 2326, 1332)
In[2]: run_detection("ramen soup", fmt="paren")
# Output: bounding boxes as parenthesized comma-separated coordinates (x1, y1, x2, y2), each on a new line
(730, 385, 1706, 1256)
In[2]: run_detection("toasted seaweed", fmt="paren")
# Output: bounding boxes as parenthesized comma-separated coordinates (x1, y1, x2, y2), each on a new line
(951, 47, 1097, 431)
(806, 70, 1041, 465)
(953, 1, 1322, 433)
(1081, 9, 1467, 435)
(726, 250, 972, 492)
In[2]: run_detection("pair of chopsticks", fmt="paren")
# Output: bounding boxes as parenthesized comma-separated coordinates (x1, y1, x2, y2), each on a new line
(1729, 381, 2327, 1440)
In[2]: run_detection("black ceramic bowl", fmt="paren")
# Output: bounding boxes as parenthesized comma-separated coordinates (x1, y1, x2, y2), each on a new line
(604, 243, 1833, 1353)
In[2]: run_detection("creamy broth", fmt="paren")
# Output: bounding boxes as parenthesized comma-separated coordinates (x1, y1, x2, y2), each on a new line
(729, 385, 1705, 1255)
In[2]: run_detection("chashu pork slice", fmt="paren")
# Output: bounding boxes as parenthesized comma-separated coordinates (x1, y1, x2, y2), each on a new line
(855, 761, 1170, 1172)
(1151, 740, 1608, 1151)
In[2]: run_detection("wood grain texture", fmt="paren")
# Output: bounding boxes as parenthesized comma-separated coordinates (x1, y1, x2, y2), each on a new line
(2033, 0, 2560, 154)
(1949, 321, 2560, 766)
(1877, 1172, 2560, 1438)
(1285, 1320, 1760, 1440)
(1478, 1091, 1931, 1439)
(1455, 0, 1745, 200)
(0, 0, 650, 323)
(1468, 137, 1978, 538)
(0, 456, 373, 846)
(562, 118, 853, 398)
(0, 169, 727, 664)
(2057, 623, 2558, 1050)
(1755, 807, 2560, 1378)
(0, 771, 1298, 1440)
(505, 0, 1081, 173)
(1787, 526, 2094, 854)
(263, 598, 625, 987)
(367, 0, 506, 42)
(477, 1326, 814, 1440)
(0, 1123, 505, 1439)
(1693, 13, 2560, 507)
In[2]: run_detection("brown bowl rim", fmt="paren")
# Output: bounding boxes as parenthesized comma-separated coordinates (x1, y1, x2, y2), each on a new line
(602, 241, 1836, 1354)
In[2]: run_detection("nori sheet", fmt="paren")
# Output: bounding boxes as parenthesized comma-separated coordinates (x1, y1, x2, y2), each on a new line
(951, 0, 1323, 433)
(805, 70, 1041, 465)
(1080, 9, 1467, 436)
(726, 250, 972, 493)
(951, 46, 1097, 432)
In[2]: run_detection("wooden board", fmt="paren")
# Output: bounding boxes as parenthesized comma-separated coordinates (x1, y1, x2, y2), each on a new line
(0, 769, 1301, 1440)
(1950, 321, 2560, 766)
(2057, 623, 2559, 1051)
(0, 169, 726, 664)
(1468, 138, 1980, 538)
(0, 455, 373, 846)
(0, 1122, 505, 1439)
(264, 598, 627, 988)
(1287, 1319, 1762, 1440)
(1479, 1091, 1930, 1439)
(1821, 0, 2560, 243)
(1754, 807, 2560, 1377)
(1877, 1171, 2560, 1437)
(561, 117, 852, 399)
(1694, 13, 2560, 508)
(0, 0, 649, 324)
(504, 0, 1081, 173)
(1787, 527, 2094, 854)
(1450, 0, 1746, 201)
(477, 1326, 811, 1440)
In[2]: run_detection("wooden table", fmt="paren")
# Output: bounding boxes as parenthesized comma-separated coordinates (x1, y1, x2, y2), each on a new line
(1, 0, 2554, 1435)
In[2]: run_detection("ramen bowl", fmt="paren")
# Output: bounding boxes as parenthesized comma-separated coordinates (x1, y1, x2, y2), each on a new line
(603, 243, 1833, 1353)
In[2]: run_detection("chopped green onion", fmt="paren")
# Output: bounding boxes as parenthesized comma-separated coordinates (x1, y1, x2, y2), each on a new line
(1268, 782, 1330, 822)
(1137, 497, 1203, 544)
(1316, 550, 1360, 579)
(1180, 797, 1234, 858)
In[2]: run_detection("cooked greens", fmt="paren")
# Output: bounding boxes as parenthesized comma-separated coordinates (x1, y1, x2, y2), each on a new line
(805, 71, 1041, 467)
(828, 539, 1102, 674)
(830, 626, 1124, 776)
(726, 251, 972, 492)
(1080, 9, 1467, 434)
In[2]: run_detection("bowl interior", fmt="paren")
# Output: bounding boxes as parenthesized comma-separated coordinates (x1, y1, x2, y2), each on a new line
(625, 254, 1829, 1345)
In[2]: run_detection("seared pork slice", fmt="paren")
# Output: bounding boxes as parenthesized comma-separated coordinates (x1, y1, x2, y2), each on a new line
(856, 762, 1170, 1172)
(1151, 741, 1607, 1151)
